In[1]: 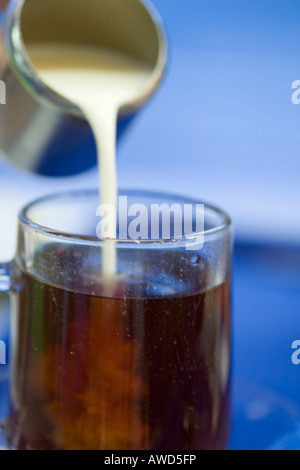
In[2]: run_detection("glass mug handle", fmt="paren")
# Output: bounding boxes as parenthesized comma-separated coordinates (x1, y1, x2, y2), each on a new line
(0, 262, 13, 293)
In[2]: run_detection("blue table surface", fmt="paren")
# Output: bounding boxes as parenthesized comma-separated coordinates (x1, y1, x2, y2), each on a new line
(229, 242, 300, 450)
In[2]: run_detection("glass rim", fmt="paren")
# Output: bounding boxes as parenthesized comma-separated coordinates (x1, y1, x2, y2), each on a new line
(18, 189, 232, 245)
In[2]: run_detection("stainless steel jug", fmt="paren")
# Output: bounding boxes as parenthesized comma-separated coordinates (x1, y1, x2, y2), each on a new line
(0, 0, 167, 176)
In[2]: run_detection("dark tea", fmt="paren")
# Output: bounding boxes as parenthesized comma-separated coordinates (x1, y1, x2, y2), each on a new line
(8, 245, 231, 450)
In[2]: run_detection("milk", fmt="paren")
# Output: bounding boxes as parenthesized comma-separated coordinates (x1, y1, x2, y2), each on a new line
(27, 44, 151, 285)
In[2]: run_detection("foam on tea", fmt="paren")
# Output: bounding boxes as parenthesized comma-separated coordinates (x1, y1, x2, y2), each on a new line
(27, 44, 151, 283)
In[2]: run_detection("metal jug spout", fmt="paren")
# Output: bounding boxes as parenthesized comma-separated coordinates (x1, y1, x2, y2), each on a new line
(0, 0, 167, 177)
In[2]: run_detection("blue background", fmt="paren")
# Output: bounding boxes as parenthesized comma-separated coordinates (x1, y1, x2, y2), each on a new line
(1, 0, 300, 450)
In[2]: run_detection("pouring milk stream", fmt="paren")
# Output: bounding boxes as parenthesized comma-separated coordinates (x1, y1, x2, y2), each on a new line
(27, 44, 152, 286)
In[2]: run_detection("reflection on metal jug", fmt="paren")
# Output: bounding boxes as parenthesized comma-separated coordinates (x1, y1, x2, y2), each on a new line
(0, 0, 167, 176)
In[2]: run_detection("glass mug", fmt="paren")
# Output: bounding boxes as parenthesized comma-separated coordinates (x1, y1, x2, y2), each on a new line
(0, 189, 233, 450)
